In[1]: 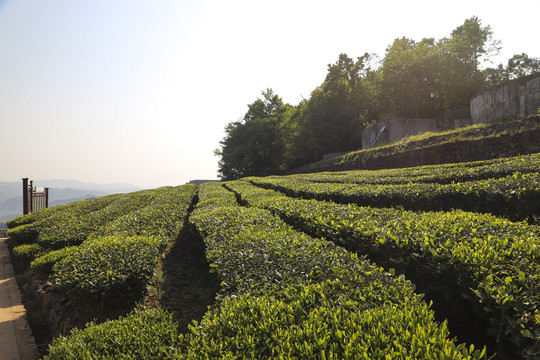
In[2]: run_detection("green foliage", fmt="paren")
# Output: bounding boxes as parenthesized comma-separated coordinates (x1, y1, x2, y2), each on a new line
(37, 189, 163, 249)
(30, 246, 79, 277)
(6, 223, 40, 244)
(195, 182, 238, 214)
(442, 16, 500, 108)
(191, 205, 411, 303)
(381, 37, 445, 117)
(7, 184, 197, 300)
(181, 182, 485, 359)
(227, 179, 540, 358)
(6, 194, 123, 245)
(379, 16, 500, 116)
(486, 53, 540, 85)
(505, 54, 540, 79)
(445, 16, 500, 66)
(215, 89, 294, 180)
(52, 235, 162, 298)
(296, 53, 379, 162)
(214, 17, 531, 174)
(7, 204, 59, 228)
(94, 184, 197, 240)
(7, 186, 197, 251)
(248, 171, 540, 222)
(180, 284, 482, 359)
(12, 243, 43, 263)
(294, 153, 540, 185)
(14, 150, 540, 358)
(7, 185, 198, 357)
(45, 307, 180, 359)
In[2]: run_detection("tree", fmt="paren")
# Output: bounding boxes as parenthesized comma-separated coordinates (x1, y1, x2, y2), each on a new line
(294, 53, 378, 163)
(505, 53, 540, 79)
(483, 63, 506, 87)
(281, 99, 308, 170)
(380, 37, 445, 117)
(483, 53, 540, 87)
(215, 17, 513, 175)
(215, 89, 292, 180)
(444, 16, 500, 67)
(379, 17, 502, 115)
(439, 16, 500, 108)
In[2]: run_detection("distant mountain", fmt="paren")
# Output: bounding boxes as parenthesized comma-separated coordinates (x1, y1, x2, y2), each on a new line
(0, 182, 20, 203)
(37, 179, 140, 193)
(0, 180, 141, 227)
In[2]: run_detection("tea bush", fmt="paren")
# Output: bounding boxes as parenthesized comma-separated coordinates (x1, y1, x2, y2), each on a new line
(179, 182, 486, 359)
(37, 189, 163, 249)
(95, 184, 197, 240)
(52, 235, 162, 298)
(30, 246, 79, 276)
(6, 194, 123, 244)
(292, 153, 540, 185)
(227, 180, 540, 359)
(45, 307, 180, 359)
(180, 283, 484, 359)
(11, 243, 43, 264)
(248, 172, 540, 222)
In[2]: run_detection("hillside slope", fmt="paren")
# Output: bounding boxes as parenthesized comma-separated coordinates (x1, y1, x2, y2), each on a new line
(289, 116, 540, 174)
(6, 154, 539, 359)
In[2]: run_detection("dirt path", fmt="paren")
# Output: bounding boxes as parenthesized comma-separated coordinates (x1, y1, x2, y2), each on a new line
(160, 223, 219, 332)
(0, 238, 40, 360)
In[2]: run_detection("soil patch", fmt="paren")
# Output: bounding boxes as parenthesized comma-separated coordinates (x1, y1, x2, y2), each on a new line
(159, 222, 219, 332)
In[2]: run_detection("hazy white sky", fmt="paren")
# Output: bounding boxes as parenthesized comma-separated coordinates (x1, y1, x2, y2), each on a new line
(1, 0, 539, 188)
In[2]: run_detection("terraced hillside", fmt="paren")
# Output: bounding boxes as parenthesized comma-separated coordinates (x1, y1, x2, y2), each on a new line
(5, 153, 540, 359)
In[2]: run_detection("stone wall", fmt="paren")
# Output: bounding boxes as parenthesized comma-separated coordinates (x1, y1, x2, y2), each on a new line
(471, 72, 540, 124)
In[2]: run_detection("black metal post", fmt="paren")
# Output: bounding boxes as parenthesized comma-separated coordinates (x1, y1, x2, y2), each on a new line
(29, 180, 33, 214)
(22, 178, 29, 215)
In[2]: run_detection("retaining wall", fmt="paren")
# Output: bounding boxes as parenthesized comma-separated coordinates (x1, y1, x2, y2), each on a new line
(471, 73, 540, 124)
(360, 73, 540, 150)
(293, 117, 540, 174)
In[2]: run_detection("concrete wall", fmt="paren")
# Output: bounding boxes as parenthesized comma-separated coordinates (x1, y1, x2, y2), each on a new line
(471, 72, 540, 124)
(362, 118, 439, 148)
(296, 118, 540, 175)
(361, 107, 472, 149)
(360, 73, 540, 149)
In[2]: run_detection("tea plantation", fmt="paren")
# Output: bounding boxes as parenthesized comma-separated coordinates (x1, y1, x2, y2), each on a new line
(6, 153, 540, 359)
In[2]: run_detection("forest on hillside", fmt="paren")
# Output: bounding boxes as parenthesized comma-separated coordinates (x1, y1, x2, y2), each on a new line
(215, 16, 540, 180)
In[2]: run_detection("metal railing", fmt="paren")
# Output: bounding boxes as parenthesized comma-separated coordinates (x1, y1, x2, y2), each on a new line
(22, 178, 49, 215)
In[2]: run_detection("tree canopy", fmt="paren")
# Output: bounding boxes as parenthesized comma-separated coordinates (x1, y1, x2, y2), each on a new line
(215, 17, 538, 180)
(215, 89, 293, 180)
(293, 53, 379, 163)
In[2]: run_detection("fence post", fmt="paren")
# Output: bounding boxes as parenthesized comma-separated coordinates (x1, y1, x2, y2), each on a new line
(45, 188, 49, 208)
(22, 178, 29, 215)
(29, 180, 34, 214)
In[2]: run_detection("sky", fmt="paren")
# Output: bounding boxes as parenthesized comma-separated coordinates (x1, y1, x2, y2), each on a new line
(1, 0, 539, 188)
